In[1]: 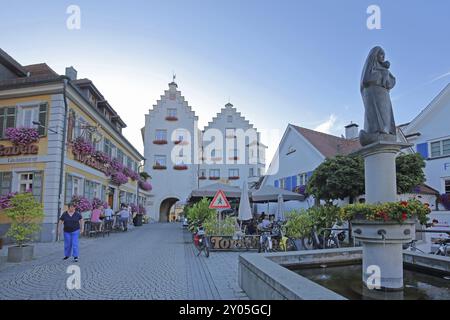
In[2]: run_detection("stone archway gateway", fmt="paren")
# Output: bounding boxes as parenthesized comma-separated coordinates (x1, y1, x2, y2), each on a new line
(159, 197, 180, 222)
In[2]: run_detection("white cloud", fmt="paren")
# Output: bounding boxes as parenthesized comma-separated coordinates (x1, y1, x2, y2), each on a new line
(429, 71, 450, 84)
(314, 114, 337, 134)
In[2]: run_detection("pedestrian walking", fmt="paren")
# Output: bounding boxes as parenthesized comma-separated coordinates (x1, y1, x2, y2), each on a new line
(58, 203, 84, 262)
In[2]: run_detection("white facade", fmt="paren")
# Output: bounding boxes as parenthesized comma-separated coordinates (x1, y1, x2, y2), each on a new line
(404, 84, 450, 200)
(259, 125, 328, 214)
(199, 103, 266, 188)
(143, 83, 266, 221)
(143, 82, 198, 222)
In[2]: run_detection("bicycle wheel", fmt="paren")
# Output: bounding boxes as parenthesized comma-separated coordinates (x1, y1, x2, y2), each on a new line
(286, 238, 297, 251)
(302, 235, 315, 250)
(204, 245, 210, 257)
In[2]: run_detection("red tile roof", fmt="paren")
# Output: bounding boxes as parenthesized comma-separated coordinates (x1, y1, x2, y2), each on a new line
(291, 124, 361, 158)
(23, 63, 59, 77)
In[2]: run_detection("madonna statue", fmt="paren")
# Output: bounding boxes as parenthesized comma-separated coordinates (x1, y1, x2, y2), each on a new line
(359, 46, 397, 146)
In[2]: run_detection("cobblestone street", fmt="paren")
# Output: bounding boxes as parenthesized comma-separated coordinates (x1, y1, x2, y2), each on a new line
(0, 223, 248, 300)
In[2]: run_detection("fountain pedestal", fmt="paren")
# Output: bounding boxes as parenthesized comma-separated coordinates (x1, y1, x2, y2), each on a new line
(353, 141, 413, 290)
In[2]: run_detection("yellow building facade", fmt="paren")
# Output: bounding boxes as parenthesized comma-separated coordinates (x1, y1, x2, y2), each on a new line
(0, 49, 150, 242)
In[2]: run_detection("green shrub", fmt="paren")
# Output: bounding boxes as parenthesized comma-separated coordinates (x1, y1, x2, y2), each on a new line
(5, 193, 44, 247)
(203, 216, 236, 236)
(186, 198, 216, 223)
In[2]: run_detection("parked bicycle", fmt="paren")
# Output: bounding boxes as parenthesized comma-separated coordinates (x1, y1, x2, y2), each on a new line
(302, 221, 348, 250)
(403, 239, 427, 254)
(434, 238, 450, 256)
(258, 228, 273, 253)
(193, 224, 210, 258)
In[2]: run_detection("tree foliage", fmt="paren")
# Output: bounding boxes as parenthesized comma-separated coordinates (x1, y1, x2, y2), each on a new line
(307, 153, 426, 202)
(186, 198, 216, 223)
(396, 153, 426, 194)
(307, 155, 364, 203)
(5, 193, 44, 247)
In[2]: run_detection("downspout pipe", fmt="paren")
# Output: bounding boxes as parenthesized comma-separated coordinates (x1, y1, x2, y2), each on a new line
(56, 77, 69, 241)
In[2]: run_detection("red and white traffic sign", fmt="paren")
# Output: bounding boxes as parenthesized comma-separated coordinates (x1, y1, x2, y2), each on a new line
(209, 189, 231, 209)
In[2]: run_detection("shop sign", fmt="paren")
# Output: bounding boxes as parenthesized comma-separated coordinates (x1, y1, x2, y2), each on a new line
(0, 144, 39, 157)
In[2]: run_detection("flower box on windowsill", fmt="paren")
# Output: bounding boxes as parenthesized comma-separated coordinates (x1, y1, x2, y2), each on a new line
(228, 157, 239, 161)
(174, 140, 189, 145)
(209, 177, 220, 180)
(153, 165, 167, 170)
(153, 140, 168, 145)
(211, 157, 223, 162)
(165, 116, 178, 121)
(228, 176, 240, 180)
(198, 176, 207, 180)
(173, 165, 188, 170)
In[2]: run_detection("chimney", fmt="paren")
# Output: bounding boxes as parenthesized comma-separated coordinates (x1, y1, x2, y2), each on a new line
(65, 66, 77, 81)
(345, 122, 359, 140)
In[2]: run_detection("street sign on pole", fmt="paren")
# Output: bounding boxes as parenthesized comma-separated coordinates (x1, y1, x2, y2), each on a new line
(209, 190, 231, 209)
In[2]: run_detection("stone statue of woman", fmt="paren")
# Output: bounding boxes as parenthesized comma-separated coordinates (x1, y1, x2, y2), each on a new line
(359, 46, 397, 146)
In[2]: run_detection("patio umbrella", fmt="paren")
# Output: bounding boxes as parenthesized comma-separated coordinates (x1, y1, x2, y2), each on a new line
(238, 181, 253, 222)
(277, 193, 285, 221)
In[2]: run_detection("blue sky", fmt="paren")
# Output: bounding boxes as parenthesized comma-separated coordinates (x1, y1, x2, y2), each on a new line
(1, 0, 449, 162)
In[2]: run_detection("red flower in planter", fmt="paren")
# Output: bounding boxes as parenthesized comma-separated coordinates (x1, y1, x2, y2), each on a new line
(209, 177, 220, 180)
(165, 116, 178, 121)
(153, 140, 168, 145)
(173, 164, 188, 170)
(228, 176, 240, 180)
(400, 201, 408, 207)
(153, 165, 167, 170)
(401, 212, 408, 221)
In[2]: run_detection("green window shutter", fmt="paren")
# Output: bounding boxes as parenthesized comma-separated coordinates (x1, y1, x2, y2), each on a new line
(2, 172, 12, 195)
(0, 108, 5, 139)
(0, 172, 12, 195)
(32, 171, 43, 202)
(6, 107, 16, 131)
(38, 103, 48, 136)
(65, 174, 73, 204)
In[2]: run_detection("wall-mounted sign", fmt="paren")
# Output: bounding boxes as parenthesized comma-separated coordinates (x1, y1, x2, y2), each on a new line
(208, 235, 280, 251)
(73, 151, 109, 175)
(0, 144, 39, 157)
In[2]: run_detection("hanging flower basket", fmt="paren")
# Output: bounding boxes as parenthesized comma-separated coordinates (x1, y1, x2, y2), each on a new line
(165, 116, 178, 121)
(0, 192, 18, 210)
(138, 180, 152, 191)
(72, 137, 95, 155)
(93, 151, 110, 164)
(173, 164, 188, 170)
(5, 128, 39, 146)
(153, 140, 168, 145)
(70, 195, 92, 213)
(110, 158, 124, 172)
(92, 197, 106, 209)
(173, 140, 188, 145)
(111, 172, 128, 185)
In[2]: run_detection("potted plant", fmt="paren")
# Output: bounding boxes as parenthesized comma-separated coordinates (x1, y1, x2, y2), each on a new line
(340, 199, 430, 289)
(5, 193, 44, 262)
(138, 180, 152, 191)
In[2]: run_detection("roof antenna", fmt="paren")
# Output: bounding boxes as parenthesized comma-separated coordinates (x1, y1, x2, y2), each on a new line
(172, 72, 176, 83)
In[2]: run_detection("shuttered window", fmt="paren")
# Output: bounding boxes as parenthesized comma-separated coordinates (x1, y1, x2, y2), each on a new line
(0, 172, 12, 195)
(31, 171, 43, 203)
(0, 107, 16, 139)
(65, 174, 73, 204)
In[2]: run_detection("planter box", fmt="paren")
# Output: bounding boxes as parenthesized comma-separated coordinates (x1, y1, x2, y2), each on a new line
(7, 245, 34, 263)
(198, 176, 207, 180)
(153, 140, 168, 145)
(165, 116, 178, 121)
(153, 165, 167, 170)
(228, 176, 240, 180)
(173, 165, 188, 170)
(209, 177, 220, 180)
(351, 218, 415, 244)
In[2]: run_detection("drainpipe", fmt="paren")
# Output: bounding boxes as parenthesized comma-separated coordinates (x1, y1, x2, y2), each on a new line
(56, 77, 69, 241)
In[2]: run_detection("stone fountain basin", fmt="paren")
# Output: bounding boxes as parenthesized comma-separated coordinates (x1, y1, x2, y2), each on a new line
(351, 219, 416, 243)
(238, 247, 450, 300)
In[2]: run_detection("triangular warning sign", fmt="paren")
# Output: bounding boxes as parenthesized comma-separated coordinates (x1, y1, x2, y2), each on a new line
(209, 190, 231, 209)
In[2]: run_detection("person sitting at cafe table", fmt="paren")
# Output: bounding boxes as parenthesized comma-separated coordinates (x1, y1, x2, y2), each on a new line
(118, 204, 130, 232)
(90, 205, 103, 232)
(104, 204, 113, 221)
